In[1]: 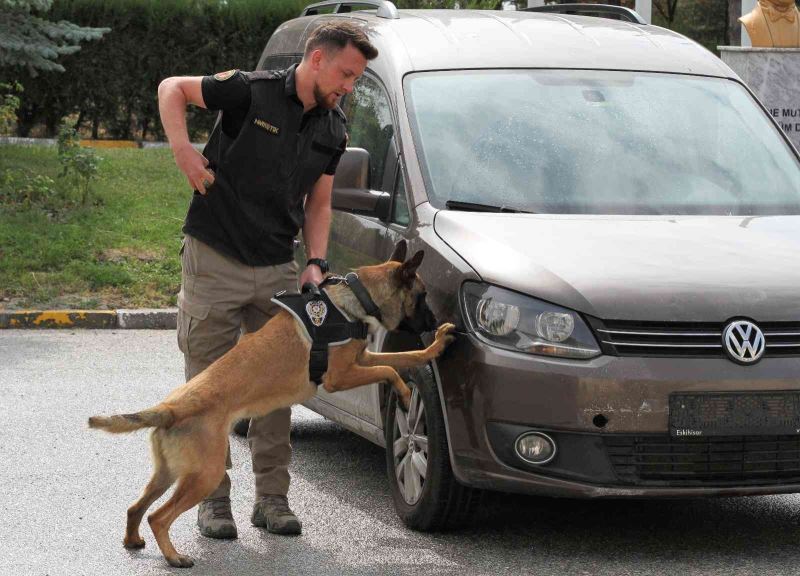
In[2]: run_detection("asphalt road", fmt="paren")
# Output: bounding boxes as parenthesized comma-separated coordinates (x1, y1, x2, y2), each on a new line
(1, 330, 799, 576)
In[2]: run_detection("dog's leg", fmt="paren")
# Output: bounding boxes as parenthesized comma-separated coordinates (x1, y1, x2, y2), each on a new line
(357, 323, 456, 369)
(124, 431, 174, 549)
(324, 365, 412, 409)
(147, 470, 222, 568)
(124, 465, 173, 549)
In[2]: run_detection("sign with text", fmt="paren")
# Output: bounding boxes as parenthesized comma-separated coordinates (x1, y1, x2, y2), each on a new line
(769, 107, 800, 149)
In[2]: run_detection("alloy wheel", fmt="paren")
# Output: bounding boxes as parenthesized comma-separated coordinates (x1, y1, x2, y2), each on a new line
(392, 384, 428, 505)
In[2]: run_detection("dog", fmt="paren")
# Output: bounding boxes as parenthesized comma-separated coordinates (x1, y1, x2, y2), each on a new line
(88, 240, 455, 568)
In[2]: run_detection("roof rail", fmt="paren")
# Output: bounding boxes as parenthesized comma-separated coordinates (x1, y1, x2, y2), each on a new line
(301, 0, 399, 19)
(523, 3, 647, 24)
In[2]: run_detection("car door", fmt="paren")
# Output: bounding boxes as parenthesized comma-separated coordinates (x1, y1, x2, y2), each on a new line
(315, 72, 400, 424)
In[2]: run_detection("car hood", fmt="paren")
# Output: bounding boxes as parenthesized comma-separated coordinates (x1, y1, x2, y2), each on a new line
(433, 212, 800, 322)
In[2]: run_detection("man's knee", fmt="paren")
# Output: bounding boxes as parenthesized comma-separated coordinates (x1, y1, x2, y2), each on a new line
(248, 408, 291, 441)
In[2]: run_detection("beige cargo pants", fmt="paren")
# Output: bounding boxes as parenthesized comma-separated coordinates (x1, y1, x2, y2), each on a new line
(177, 234, 299, 500)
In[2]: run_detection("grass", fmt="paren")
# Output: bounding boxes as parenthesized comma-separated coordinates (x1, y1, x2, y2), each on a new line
(0, 145, 188, 309)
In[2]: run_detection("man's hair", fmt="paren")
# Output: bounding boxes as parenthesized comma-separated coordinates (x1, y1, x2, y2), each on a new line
(304, 21, 378, 61)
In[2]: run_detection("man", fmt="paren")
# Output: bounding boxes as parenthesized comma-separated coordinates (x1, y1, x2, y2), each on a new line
(157, 21, 377, 540)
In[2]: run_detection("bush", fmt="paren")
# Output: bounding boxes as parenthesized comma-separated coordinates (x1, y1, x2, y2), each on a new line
(57, 120, 101, 206)
(0, 169, 58, 209)
(0, 119, 103, 212)
(0, 81, 23, 135)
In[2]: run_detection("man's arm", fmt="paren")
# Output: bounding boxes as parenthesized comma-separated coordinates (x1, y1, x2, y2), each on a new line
(157, 76, 215, 194)
(299, 174, 334, 287)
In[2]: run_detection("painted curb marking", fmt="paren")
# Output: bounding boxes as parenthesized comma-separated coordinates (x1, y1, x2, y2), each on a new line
(0, 309, 177, 329)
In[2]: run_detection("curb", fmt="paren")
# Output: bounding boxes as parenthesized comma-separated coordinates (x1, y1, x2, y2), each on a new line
(0, 309, 177, 330)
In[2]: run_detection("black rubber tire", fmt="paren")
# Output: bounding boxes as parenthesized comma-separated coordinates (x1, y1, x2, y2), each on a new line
(385, 363, 482, 531)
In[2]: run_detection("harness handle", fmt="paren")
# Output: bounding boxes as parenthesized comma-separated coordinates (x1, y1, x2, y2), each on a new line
(301, 282, 321, 298)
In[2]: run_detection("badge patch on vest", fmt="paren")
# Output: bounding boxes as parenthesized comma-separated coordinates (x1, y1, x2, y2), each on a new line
(253, 117, 280, 135)
(305, 300, 328, 327)
(213, 69, 238, 82)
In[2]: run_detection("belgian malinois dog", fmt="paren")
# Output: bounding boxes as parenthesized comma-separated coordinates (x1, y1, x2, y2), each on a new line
(88, 241, 455, 568)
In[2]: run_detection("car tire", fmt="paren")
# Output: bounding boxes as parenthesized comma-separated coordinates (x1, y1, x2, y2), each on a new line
(385, 363, 482, 531)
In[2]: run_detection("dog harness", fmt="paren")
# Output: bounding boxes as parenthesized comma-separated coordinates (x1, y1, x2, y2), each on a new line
(270, 273, 378, 385)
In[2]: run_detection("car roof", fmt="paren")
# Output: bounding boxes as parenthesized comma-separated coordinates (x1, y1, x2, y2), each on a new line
(275, 9, 733, 78)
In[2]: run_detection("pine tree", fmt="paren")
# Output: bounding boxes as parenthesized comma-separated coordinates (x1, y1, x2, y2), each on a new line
(0, 0, 109, 75)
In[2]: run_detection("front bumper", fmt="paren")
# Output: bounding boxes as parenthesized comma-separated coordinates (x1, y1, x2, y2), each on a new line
(436, 332, 800, 498)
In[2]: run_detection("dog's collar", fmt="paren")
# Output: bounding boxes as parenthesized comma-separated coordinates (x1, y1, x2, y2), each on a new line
(321, 273, 383, 322)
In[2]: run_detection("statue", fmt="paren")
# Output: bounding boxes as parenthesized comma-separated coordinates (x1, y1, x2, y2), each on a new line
(740, 0, 800, 48)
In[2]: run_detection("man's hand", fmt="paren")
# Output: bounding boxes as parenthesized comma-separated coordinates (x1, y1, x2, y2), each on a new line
(174, 143, 215, 194)
(299, 264, 324, 289)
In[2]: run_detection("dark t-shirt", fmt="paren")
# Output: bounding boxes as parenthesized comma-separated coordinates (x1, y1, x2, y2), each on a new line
(200, 71, 345, 175)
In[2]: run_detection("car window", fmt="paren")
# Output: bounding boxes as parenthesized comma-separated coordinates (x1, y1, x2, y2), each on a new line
(341, 75, 394, 191)
(338, 5, 379, 12)
(392, 165, 411, 226)
(258, 54, 300, 71)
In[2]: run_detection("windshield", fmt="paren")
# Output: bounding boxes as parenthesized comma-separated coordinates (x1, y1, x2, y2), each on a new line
(404, 70, 800, 215)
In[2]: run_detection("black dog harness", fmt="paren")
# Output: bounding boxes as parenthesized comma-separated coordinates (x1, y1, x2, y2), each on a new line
(271, 273, 380, 385)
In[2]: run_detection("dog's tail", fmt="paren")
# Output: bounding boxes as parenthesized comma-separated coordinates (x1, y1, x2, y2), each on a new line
(88, 404, 174, 434)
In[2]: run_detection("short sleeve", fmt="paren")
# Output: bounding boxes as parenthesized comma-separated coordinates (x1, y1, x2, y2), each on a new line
(201, 70, 251, 112)
(323, 136, 348, 176)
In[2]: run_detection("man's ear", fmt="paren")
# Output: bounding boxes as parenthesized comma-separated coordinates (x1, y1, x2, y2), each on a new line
(310, 48, 323, 71)
(395, 250, 424, 287)
(389, 240, 407, 263)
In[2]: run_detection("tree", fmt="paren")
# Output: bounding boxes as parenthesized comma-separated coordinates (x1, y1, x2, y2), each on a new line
(652, 0, 681, 27)
(0, 0, 109, 75)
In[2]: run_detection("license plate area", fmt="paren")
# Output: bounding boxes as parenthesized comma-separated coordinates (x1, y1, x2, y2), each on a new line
(669, 391, 800, 437)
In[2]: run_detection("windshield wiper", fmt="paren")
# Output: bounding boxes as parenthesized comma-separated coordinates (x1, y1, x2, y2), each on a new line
(445, 200, 534, 214)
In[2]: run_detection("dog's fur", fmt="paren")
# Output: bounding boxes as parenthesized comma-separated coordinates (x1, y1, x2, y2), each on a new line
(88, 241, 455, 568)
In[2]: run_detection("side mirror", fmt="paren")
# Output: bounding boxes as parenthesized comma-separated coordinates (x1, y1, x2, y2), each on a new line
(332, 147, 390, 220)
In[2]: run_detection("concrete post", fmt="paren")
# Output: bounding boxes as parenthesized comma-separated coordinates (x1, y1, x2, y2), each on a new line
(635, 0, 652, 23)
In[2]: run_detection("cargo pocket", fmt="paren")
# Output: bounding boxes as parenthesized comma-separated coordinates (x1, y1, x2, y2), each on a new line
(176, 290, 211, 358)
(181, 235, 205, 278)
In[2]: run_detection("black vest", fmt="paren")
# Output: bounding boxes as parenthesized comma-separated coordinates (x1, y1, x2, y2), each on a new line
(272, 289, 368, 384)
(183, 67, 347, 266)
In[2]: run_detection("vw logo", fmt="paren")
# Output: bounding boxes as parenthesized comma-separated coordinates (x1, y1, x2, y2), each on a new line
(722, 320, 765, 364)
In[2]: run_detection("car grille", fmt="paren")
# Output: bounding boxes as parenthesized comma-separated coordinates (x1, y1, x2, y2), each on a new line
(603, 434, 800, 487)
(589, 319, 800, 358)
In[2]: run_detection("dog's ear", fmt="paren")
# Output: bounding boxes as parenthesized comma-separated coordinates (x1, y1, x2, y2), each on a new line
(389, 240, 407, 263)
(395, 250, 424, 287)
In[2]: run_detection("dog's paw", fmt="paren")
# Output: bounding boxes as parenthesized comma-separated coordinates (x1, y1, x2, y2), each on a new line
(435, 322, 455, 337)
(435, 323, 456, 344)
(123, 535, 145, 549)
(166, 554, 195, 568)
(427, 323, 456, 357)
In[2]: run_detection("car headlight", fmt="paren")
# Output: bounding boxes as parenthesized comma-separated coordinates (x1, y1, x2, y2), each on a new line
(461, 282, 600, 359)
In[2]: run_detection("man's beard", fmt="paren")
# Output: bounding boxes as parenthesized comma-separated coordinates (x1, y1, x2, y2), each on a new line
(313, 83, 338, 110)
